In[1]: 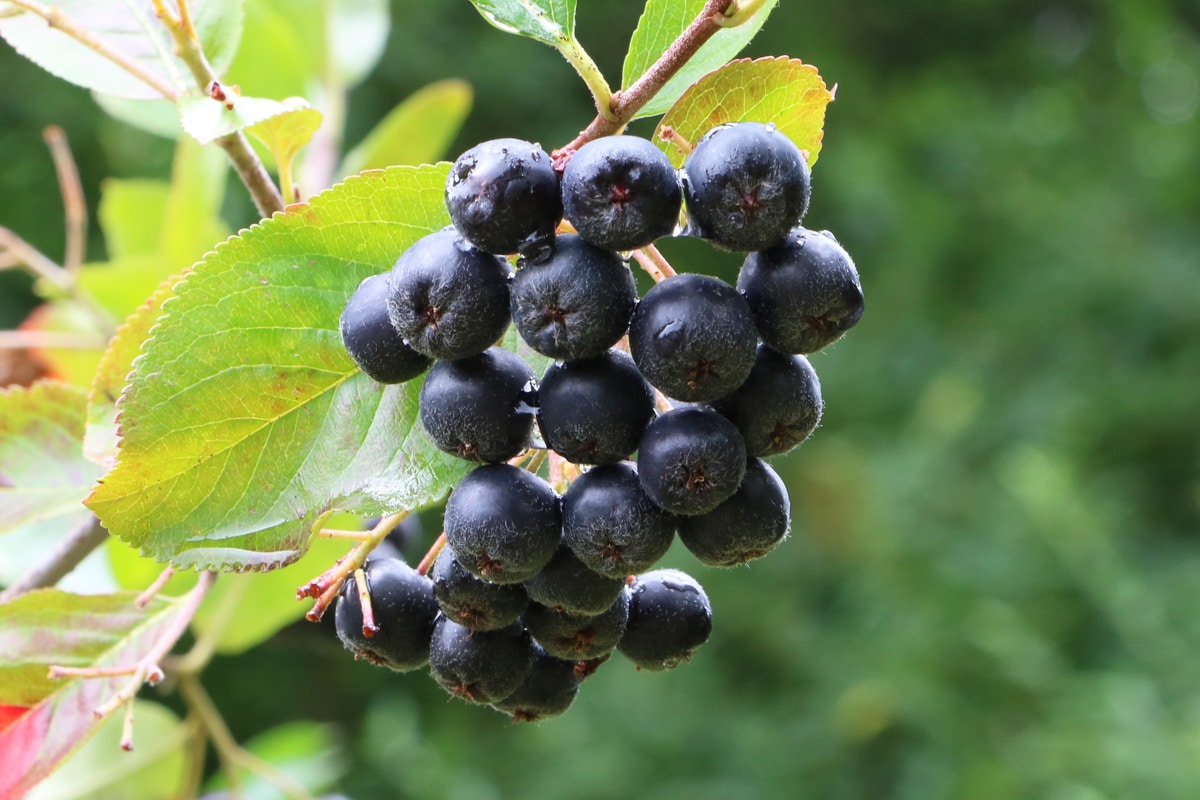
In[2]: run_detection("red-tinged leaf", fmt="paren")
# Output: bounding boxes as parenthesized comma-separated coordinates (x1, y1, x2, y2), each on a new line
(0, 704, 29, 733)
(0, 590, 185, 798)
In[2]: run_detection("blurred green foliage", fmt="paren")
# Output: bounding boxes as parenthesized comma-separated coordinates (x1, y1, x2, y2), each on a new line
(3, 0, 1200, 797)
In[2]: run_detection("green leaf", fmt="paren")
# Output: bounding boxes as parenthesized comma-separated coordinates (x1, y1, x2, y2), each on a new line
(328, 0, 390, 87)
(0, 590, 186, 798)
(24, 701, 188, 800)
(468, 0, 576, 46)
(339, 79, 474, 178)
(223, 0, 313, 101)
(622, 0, 777, 119)
(655, 56, 834, 167)
(179, 92, 314, 147)
(97, 181, 169, 260)
(204, 720, 346, 799)
(247, 104, 323, 169)
(0, 0, 244, 100)
(0, 382, 102, 536)
(85, 165, 475, 572)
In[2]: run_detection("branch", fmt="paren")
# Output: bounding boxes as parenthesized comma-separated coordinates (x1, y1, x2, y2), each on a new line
(297, 510, 411, 621)
(42, 126, 87, 275)
(0, 515, 109, 602)
(554, 0, 740, 161)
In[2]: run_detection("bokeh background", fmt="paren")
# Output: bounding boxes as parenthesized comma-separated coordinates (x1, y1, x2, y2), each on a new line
(3, 1, 1200, 797)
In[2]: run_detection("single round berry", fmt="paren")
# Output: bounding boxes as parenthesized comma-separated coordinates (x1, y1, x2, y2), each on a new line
(737, 227, 864, 353)
(522, 587, 631, 661)
(509, 234, 637, 360)
(678, 457, 791, 566)
(419, 346, 536, 463)
(385, 228, 511, 361)
(431, 546, 529, 631)
(428, 616, 534, 704)
(491, 644, 581, 722)
(334, 557, 438, 672)
(446, 138, 562, 259)
(522, 543, 626, 616)
(618, 569, 712, 671)
(444, 464, 561, 584)
(561, 135, 682, 251)
(628, 273, 758, 402)
(537, 350, 655, 464)
(682, 121, 811, 251)
(339, 274, 431, 384)
(562, 461, 677, 579)
(709, 344, 823, 457)
(636, 406, 747, 516)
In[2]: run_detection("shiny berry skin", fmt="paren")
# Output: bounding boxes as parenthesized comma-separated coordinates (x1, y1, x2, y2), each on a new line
(428, 616, 534, 704)
(491, 644, 581, 722)
(561, 135, 682, 251)
(385, 228, 511, 361)
(418, 346, 536, 464)
(446, 138, 562, 259)
(334, 557, 438, 672)
(627, 273, 758, 402)
(339, 274, 431, 384)
(430, 547, 529, 631)
(522, 586, 631, 661)
(709, 344, 823, 457)
(617, 569, 712, 671)
(522, 543, 626, 616)
(509, 234, 637, 361)
(682, 122, 811, 251)
(737, 227, 864, 354)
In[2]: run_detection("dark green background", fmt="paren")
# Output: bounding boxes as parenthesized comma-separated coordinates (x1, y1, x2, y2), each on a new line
(3, 1, 1200, 797)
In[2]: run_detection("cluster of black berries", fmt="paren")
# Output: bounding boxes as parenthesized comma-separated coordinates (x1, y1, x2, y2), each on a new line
(335, 122, 863, 721)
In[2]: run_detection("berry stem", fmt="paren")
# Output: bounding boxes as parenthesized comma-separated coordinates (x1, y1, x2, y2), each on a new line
(42, 125, 86, 276)
(354, 567, 379, 638)
(416, 532, 447, 577)
(555, 37, 618, 123)
(298, 510, 410, 621)
(630, 244, 678, 283)
(555, 0, 738, 161)
(135, 566, 177, 608)
(657, 125, 695, 158)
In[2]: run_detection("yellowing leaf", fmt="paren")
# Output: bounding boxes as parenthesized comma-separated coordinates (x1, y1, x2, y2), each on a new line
(655, 56, 834, 168)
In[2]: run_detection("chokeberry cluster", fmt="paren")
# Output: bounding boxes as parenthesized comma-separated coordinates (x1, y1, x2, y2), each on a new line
(334, 122, 863, 721)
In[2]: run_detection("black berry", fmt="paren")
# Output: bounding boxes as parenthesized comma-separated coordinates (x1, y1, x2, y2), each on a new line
(522, 543, 626, 616)
(444, 464, 561, 584)
(561, 461, 677, 579)
(682, 121, 811, 251)
(737, 227, 864, 354)
(536, 349, 655, 464)
(490, 644, 581, 722)
(385, 228, 511, 361)
(418, 346, 536, 463)
(446, 138, 562, 259)
(339, 274, 431, 384)
(678, 457, 791, 566)
(509, 234, 637, 360)
(561, 135, 682, 251)
(628, 273, 758, 402)
(334, 557, 438, 672)
(636, 406, 747, 516)
(709, 344, 823, 457)
(522, 586, 631, 661)
(431, 546, 529, 631)
(428, 616, 534, 704)
(618, 569, 712, 671)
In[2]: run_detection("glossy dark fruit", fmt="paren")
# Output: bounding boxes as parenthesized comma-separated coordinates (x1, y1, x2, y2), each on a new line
(444, 464, 562, 584)
(678, 458, 791, 566)
(536, 350, 655, 464)
(428, 616, 534, 704)
(334, 557, 438, 672)
(561, 135, 682, 251)
(636, 406, 747, 516)
(339, 274, 432, 384)
(737, 227, 864, 354)
(561, 461, 677, 579)
(628, 273, 758, 402)
(522, 587, 631, 661)
(446, 138, 562, 259)
(509, 234, 637, 360)
(385, 228, 511, 361)
(490, 644, 581, 722)
(682, 121, 811, 251)
(617, 569, 712, 671)
(522, 543, 626, 616)
(431, 546, 529, 631)
(709, 344, 823, 457)
(418, 346, 536, 464)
